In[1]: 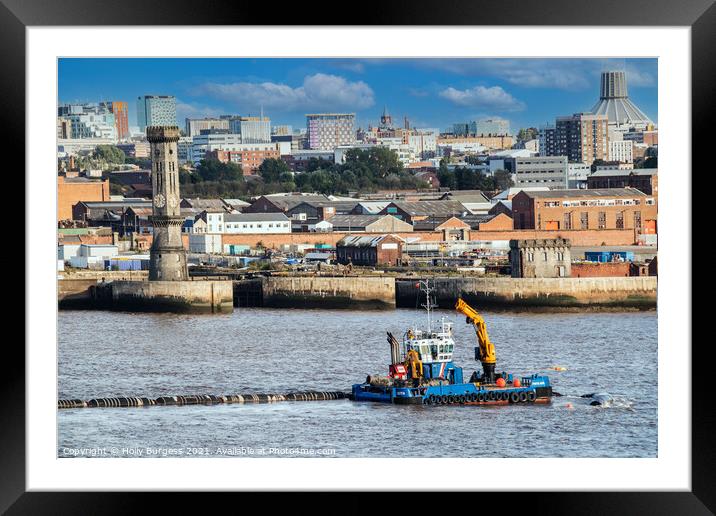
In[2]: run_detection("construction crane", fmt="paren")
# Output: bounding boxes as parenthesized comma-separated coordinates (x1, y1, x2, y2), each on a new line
(455, 298, 497, 383)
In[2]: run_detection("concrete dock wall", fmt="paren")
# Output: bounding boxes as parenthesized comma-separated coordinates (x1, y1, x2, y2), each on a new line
(93, 280, 234, 313)
(396, 276, 657, 308)
(262, 276, 396, 309)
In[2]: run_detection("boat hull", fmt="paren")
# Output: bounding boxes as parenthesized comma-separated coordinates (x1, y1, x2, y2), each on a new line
(351, 377, 552, 406)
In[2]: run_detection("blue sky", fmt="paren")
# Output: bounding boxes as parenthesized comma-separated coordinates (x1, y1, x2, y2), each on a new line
(58, 58, 657, 132)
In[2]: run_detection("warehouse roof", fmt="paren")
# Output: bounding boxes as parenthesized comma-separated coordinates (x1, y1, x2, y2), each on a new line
(590, 168, 658, 177)
(337, 234, 404, 248)
(521, 187, 648, 198)
(384, 200, 468, 216)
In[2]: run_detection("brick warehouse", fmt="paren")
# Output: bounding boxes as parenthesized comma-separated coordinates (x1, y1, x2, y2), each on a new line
(511, 188, 657, 236)
(335, 234, 404, 266)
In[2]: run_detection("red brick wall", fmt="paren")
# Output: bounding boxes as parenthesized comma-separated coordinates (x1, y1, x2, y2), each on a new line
(572, 262, 630, 278)
(58, 176, 110, 221)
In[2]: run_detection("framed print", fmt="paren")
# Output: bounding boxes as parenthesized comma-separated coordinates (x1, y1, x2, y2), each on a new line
(6, 0, 710, 512)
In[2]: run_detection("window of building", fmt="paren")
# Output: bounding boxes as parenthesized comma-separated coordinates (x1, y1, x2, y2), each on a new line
(527, 252, 534, 262)
(537, 214, 542, 230)
(616, 211, 624, 229)
(580, 212, 589, 229)
(542, 252, 548, 261)
(598, 212, 606, 229)
(563, 212, 572, 230)
(634, 211, 642, 230)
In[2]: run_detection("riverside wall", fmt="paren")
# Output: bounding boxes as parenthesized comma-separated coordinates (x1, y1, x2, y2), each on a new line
(59, 279, 233, 312)
(261, 276, 396, 309)
(395, 276, 657, 308)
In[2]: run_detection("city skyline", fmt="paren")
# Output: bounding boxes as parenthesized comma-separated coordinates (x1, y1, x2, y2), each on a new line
(58, 57, 657, 133)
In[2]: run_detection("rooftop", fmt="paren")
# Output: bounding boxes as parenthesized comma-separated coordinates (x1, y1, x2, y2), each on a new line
(590, 168, 658, 177)
(522, 188, 649, 199)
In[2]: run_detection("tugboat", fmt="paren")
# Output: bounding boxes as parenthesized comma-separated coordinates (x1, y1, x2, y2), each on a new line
(350, 281, 552, 405)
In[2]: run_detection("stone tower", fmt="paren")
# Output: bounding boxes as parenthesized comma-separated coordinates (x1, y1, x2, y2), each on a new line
(147, 126, 188, 281)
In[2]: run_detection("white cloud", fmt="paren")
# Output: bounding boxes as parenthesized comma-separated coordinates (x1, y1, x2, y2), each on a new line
(176, 100, 224, 123)
(192, 73, 374, 113)
(439, 85, 525, 112)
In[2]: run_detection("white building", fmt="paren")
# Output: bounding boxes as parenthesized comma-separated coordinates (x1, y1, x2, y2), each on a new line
(177, 136, 193, 164)
(222, 213, 291, 234)
(407, 129, 438, 158)
(227, 117, 272, 143)
(185, 118, 230, 137)
(608, 140, 634, 164)
(58, 103, 118, 141)
(567, 162, 591, 189)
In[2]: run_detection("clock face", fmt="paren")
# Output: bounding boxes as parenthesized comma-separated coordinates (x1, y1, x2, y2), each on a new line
(154, 194, 166, 208)
(168, 196, 178, 208)
(154, 149, 161, 156)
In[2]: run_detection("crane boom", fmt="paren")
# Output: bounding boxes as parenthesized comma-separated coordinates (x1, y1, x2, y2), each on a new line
(455, 298, 497, 383)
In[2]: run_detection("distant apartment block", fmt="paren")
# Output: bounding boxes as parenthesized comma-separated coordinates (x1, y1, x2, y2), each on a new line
(136, 95, 177, 130)
(551, 113, 610, 166)
(185, 117, 230, 137)
(306, 113, 355, 150)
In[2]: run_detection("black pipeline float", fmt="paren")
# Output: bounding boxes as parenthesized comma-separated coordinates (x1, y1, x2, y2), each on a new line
(58, 391, 348, 410)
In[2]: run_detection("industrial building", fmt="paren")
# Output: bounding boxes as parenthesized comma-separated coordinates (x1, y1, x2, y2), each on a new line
(511, 188, 657, 235)
(336, 234, 404, 266)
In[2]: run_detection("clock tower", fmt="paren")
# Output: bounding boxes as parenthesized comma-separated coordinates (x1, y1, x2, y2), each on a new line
(146, 125, 188, 281)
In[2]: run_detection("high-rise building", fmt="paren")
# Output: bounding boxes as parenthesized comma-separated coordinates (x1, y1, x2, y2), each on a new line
(548, 113, 609, 166)
(306, 113, 355, 150)
(185, 117, 230, 137)
(146, 125, 188, 281)
(137, 95, 177, 131)
(100, 101, 129, 140)
(539, 125, 557, 157)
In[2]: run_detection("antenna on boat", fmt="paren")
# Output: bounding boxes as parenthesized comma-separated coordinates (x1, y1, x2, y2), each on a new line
(419, 280, 436, 332)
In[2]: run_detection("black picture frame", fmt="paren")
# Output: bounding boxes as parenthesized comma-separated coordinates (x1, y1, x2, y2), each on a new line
(6, 0, 708, 512)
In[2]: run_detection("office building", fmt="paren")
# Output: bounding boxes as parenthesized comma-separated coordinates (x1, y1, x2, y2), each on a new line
(185, 117, 229, 137)
(222, 116, 271, 143)
(136, 95, 177, 131)
(513, 156, 569, 189)
(608, 140, 634, 164)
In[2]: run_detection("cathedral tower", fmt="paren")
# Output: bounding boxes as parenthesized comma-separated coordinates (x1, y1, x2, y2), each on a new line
(146, 125, 188, 281)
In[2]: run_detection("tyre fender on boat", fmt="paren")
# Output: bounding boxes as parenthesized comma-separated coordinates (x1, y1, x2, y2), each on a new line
(527, 390, 537, 402)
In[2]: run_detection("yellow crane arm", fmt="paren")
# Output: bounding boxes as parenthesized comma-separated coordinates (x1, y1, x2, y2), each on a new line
(454, 298, 496, 365)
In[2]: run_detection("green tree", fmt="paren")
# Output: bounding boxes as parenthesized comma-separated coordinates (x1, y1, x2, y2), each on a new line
(493, 169, 514, 190)
(196, 158, 243, 182)
(258, 158, 290, 183)
(95, 145, 126, 164)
